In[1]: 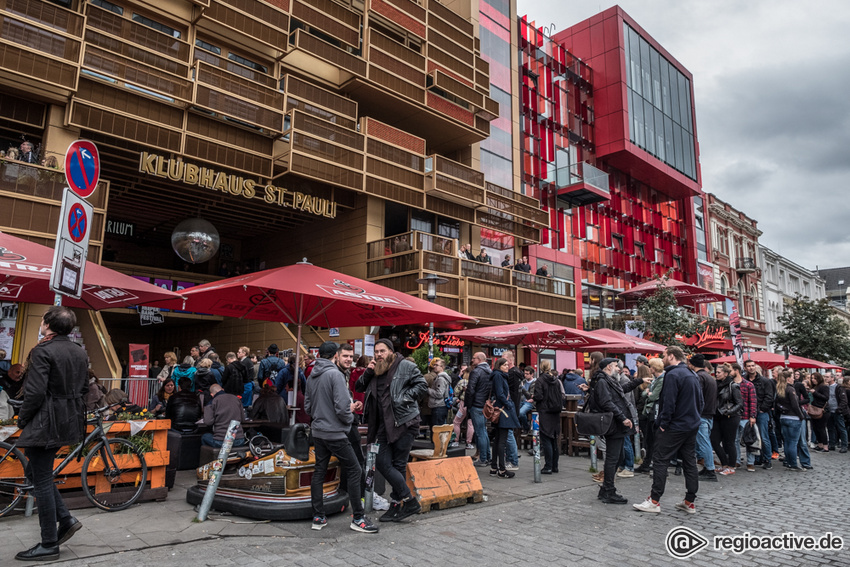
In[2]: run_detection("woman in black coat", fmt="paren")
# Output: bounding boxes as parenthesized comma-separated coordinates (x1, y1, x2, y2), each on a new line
(533, 360, 564, 474)
(809, 373, 831, 452)
(711, 363, 743, 475)
(491, 358, 520, 478)
(589, 357, 644, 504)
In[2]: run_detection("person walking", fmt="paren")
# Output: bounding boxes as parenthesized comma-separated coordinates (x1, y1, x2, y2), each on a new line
(490, 358, 520, 478)
(450, 367, 475, 449)
(355, 339, 426, 522)
(304, 342, 378, 533)
(633, 346, 704, 515)
(464, 352, 493, 467)
(14, 306, 88, 561)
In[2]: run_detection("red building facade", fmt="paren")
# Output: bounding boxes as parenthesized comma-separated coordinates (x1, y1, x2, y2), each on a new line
(518, 7, 704, 332)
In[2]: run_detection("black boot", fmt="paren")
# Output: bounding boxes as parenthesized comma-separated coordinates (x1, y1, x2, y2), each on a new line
(674, 464, 683, 476)
(600, 490, 628, 504)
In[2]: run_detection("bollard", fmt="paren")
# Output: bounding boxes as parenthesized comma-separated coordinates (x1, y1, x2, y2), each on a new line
(196, 420, 240, 522)
(590, 435, 598, 472)
(363, 442, 379, 513)
(531, 412, 541, 483)
(634, 430, 642, 464)
(24, 492, 34, 517)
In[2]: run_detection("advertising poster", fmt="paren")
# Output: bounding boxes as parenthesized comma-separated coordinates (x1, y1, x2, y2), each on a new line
(0, 302, 17, 362)
(128, 343, 150, 407)
(364, 334, 375, 357)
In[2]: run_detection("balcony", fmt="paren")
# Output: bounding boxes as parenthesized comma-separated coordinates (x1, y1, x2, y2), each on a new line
(736, 257, 757, 274)
(365, 231, 577, 325)
(193, 60, 284, 133)
(424, 155, 484, 208)
(555, 161, 611, 208)
(369, 0, 426, 39)
(199, 0, 288, 55)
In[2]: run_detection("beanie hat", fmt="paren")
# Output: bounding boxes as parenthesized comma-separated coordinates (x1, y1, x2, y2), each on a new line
(690, 354, 706, 368)
(318, 341, 339, 358)
(376, 338, 394, 352)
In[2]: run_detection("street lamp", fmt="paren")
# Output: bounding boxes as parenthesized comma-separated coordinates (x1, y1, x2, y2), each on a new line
(416, 273, 448, 360)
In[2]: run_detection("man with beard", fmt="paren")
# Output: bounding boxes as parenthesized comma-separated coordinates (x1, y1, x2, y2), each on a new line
(355, 339, 426, 522)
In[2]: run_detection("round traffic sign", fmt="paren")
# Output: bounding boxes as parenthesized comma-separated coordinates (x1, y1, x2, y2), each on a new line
(64, 140, 100, 198)
(67, 203, 88, 243)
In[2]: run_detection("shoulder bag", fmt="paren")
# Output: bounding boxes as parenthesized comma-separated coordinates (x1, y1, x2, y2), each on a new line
(574, 388, 613, 436)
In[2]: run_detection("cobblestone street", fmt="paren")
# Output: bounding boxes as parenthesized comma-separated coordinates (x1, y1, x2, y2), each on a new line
(4, 446, 848, 566)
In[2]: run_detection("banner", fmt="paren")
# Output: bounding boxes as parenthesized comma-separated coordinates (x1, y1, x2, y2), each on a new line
(128, 343, 150, 407)
(725, 299, 745, 368)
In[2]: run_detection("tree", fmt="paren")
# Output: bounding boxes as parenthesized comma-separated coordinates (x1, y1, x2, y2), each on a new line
(411, 345, 449, 374)
(772, 294, 850, 364)
(629, 278, 701, 348)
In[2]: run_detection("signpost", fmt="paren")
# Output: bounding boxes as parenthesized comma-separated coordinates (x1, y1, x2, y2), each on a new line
(51, 140, 99, 303)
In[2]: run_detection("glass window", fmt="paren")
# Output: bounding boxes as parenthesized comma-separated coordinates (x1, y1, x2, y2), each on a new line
(195, 39, 221, 55)
(664, 115, 675, 165)
(639, 37, 652, 99)
(673, 125, 685, 171)
(643, 99, 655, 156)
(654, 107, 665, 161)
(632, 94, 644, 147)
(411, 210, 433, 233)
(627, 89, 635, 143)
(132, 13, 181, 39)
(228, 53, 267, 74)
(437, 217, 460, 239)
(669, 62, 680, 124)
(678, 73, 690, 130)
(480, 150, 512, 188)
(651, 50, 662, 109)
(661, 61, 670, 114)
(91, 0, 123, 14)
(628, 27, 641, 96)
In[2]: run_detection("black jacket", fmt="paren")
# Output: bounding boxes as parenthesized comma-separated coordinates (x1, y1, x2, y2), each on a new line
(194, 368, 217, 398)
(464, 362, 492, 409)
(716, 376, 743, 418)
(165, 390, 202, 431)
(16, 335, 88, 449)
(749, 373, 776, 413)
(657, 362, 703, 432)
(507, 367, 523, 411)
(811, 384, 830, 409)
(697, 368, 717, 418)
(588, 370, 639, 439)
(837, 385, 850, 419)
(356, 355, 427, 443)
(222, 361, 247, 396)
(775, 385, 804, 420)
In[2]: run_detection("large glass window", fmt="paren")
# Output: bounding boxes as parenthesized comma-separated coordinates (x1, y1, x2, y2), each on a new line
(624, 23, 696, 181)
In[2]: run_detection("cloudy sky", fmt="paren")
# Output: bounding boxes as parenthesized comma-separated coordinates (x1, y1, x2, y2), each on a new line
(517, 0, 850, 270)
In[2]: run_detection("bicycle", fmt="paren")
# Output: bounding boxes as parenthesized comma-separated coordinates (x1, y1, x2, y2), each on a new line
(0, 405, 148, 517)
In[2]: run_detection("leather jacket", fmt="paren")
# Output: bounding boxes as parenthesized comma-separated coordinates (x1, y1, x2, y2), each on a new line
(356, 355, 427, 429)
(165, 390, 202, 431)
(716, 376, 743, 418)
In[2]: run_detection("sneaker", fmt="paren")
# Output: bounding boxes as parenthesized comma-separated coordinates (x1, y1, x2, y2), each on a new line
(449, 442, 459, 448)
(762, 462, 773, 470)
(379, 502, 401, 522)
(673, 465, 682, 476)
(700, 469, 718, 482)
(718, 467, 735, 476)
(786, 466, 803, 472)
(372, 493, 390, 511)
(675, 500, 696, 515)
(312, 515, 328, 530)
(473, 459, 490, 467)
(772, 452, 779, 460)
(466, 443, 476, 450)
(746, 465, 755, 472)
(591, 471, 604, 482)
(497, 469, 515, 479)
(505, 463, 519, 471)
(617, 469, 634, 478)
(541, 468, 553, 475)
(841, 447, 848, 454)
(633, 498, 660, 513)
(802, 465, 813, 471)
(350, 516, 379, 533)
(600, 491, 628, 504)
(489, 468, 498, 476)
(394, 497, 422, 521)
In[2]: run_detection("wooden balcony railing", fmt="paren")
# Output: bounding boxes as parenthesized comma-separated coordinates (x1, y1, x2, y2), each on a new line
(87, 5, 190, 62)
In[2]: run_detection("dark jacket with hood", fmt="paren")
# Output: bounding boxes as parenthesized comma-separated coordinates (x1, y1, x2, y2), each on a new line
(533, 371, 564, 437)
(222, 360, 247, 397)
(464, 361, 492, 409)
(562, 372, 587, 401)
(356, 354, 427, 443)
(16, 335, 88, 449)
(696, 368, 717, 418)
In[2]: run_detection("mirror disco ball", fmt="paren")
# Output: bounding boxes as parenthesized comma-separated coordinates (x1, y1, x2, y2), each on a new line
(171, 218, 220, 264)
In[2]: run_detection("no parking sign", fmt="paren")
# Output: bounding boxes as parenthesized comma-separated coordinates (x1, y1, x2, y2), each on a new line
(50, 189, 93, 299)
(64, 140, 100, 198)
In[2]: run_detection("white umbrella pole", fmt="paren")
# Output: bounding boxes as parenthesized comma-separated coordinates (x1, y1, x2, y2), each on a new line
(290, 324, 302, 426)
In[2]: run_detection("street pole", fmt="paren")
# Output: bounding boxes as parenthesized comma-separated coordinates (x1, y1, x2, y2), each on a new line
(532, 412, 541, 483)
(196, 419, 240, 521)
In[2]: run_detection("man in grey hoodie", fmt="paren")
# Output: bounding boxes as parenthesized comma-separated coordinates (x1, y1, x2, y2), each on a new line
(304, 342, 378, 534)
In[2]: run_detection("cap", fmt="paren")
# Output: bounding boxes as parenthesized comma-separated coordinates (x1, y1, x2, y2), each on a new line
(267, 343, 279, 354)
(319, 341, 339, 358)
(690, 354, 706, 368)
(600, 357, 619, 371)
(636, 355, 649, 364)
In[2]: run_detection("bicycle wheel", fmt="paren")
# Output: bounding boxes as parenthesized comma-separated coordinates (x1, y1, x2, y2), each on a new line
(0, 442, 29, 518)
(81, 438, 147, 511)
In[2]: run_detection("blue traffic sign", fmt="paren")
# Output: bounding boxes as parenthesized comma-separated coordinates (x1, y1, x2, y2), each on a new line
(64, 140, 100, 198)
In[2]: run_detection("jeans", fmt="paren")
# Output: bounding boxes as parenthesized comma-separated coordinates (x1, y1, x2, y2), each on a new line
(620, 436, 634, 470)
(540, 433, 559, 472)
(601, 436, 624, 492)
(696, 417, 714, 470)
(376, 430, 415, 501)
(827, 411, 848, 449)
(453, 402, 474, 444)
(736, 419, 756, 465)
(518, 401, 534, 429)
(650, 428, 699, 503)
(506, 429, 518, 466)
(469, 406, 490, 462)
(242, 382, 254, 407)
(341, 422, 366, 495)
(201, 433, 246, 448)
(781, 418, 802, 467)
(431, 405, 448, 427)
(312, 436, 364, 518)
(797, 420, 812, 467)
(25, 447, 72, 545)
(770, 412, 781, 451)
(756, 412, 772, 462)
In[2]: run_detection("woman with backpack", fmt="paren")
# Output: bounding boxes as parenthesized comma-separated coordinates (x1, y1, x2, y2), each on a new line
(490, 357, 520, 478)
(532, 360, 564, 474)
(587, 357, 646, 504)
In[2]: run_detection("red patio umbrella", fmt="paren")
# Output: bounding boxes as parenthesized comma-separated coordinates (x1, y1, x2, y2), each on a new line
(0, 231, 182, 309)
(710, 351, 829, 370)
(582, 328, 667, 354)
(153, 260, 474, 424)
(618, 277, 730, 308)
(438, 321, 616, 352)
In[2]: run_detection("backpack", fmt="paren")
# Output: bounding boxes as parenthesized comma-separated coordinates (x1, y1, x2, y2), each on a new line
(445, 380, 455, 409)
(262, 357, 284, 389)
(539, 375, 565, 413)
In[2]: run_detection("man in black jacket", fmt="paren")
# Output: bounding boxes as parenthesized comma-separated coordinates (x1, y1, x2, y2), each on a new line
(504, 351, 523, 470)
(221, 352, 247, 397)
(15, 307, 87, 561)
(634, 347, 703, 515)
(166, 377, 202, 432)
(745, 359, 776, 467)
(464, 352, 492, 467)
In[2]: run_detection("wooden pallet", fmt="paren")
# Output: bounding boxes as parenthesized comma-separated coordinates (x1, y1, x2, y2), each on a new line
(405, 456, 484, 514)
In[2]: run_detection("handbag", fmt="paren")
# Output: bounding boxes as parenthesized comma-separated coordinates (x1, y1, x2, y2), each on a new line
(483, 399, 504, 423)
(574, 388, 614, 436)
(807, 404, 824, 419)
